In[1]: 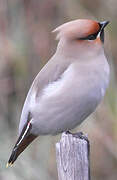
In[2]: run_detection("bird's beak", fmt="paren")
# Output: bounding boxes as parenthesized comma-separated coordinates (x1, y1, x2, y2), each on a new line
(7, 121, 37, 167)
(99, 21, 110, 29)
(98, 20, 110, 43)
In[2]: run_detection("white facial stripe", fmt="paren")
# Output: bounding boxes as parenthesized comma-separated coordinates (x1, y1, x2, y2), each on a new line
(97, 31, 101, 39)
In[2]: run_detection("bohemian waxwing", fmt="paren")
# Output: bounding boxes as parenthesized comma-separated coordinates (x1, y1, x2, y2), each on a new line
(7, 19, 110, 166)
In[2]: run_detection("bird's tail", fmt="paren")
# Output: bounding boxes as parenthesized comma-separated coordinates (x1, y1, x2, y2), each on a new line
(7, 120, 37, 167)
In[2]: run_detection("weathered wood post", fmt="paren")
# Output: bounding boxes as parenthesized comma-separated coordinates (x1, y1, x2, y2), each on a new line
(56, 132, 90, 180)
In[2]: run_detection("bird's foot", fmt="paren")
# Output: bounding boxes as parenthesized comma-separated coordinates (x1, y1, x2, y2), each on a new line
(65, 130, 72, 135)
(65, 131, 90, 157)
(65, 131, 89, 144)
(73, 132, 89, 143)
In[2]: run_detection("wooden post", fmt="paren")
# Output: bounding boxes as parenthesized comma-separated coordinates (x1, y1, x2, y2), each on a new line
(56, 132, 90, 180)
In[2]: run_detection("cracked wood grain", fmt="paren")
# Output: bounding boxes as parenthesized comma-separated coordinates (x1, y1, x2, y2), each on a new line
(56, 132, 90, 180)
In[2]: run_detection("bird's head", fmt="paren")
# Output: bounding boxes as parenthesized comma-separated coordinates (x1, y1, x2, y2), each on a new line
(53, 19, 109, 56)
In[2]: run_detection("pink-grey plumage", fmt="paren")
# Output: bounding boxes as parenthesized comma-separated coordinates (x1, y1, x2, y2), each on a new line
(7, 19, 110, 166)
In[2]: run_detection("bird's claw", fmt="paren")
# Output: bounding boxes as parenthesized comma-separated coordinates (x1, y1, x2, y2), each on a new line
(65, 131, 89, 144)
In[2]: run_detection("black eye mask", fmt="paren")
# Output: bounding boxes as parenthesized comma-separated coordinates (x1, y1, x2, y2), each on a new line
(79, 32, 98, 40)
(79, 21, 109, 43)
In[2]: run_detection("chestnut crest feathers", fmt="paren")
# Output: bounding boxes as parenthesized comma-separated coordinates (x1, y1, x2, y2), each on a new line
(52, 19, 100, 41)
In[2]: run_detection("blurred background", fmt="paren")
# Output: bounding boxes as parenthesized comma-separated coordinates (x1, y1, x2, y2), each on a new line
(0, 0, 117, 179)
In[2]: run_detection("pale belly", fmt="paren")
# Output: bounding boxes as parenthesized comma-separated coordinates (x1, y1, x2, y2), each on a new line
(31, 84, 104, 135)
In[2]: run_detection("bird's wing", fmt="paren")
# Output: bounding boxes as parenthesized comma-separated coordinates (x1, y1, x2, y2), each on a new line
(31, 55, 72, 98)
(19, 54, 72, 134)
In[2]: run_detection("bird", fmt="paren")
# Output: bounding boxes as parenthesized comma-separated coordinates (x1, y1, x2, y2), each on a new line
(7, 19, 110, 167)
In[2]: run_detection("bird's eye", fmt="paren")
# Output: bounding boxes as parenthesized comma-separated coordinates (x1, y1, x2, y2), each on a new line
(79, 33, 98, 40)
(86, 34, 97, 40)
